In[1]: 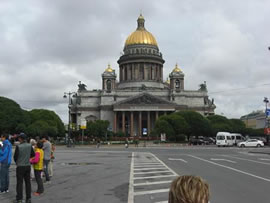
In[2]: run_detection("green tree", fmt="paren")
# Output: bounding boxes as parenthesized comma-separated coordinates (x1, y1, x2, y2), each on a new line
(208, 115, 233, 135)
(29, 109, 65, 136)
(26, 120, 58, 138)
(229, 119, 246, 134)
(85, 120, 109, 139)
(154, 119, 175, 140)
(0, 96, 65, 137)
(159, 114, 189, 141)
(176, 111, 212, 138)
(29, 109, 65, 137)
(0, 97, 31, 134)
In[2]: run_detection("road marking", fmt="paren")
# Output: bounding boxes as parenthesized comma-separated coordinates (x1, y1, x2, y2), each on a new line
(134, 174, 177, 180)
(128, 152, 134, 203)
(134, 170, 171, 175)
(259, 158, 270, 161)
(210, 158, 236, 163)
(129, 152, 179, 202)
(155, 201, 168, 203)
(189, 155, 270, 182)
(134, 167, 166, 171)
(133, 180, 172, 186)
(134, 163, 162, 166)
(134, 188, 169, 196)
(151, 154, 178, 176)
(168, 158, 187, 163)
(222, 155, 270, 165)
(134, 164, 163, 168)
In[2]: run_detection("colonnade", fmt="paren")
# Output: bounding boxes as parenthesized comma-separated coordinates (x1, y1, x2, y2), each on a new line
(113, 111, 169, 137)
(119, 63, 163, 82)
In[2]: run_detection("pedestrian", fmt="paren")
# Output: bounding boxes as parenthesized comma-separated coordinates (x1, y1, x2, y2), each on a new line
(125, 138, 129, 148)
(168, 175, 210, 203)
(41, 135, 51, 183)
(14, 133, 35, 203)
(134, 138, 139, 148)
(0, 133, 12, 194)
(30, 139, 36, 181)
(96, 138, 100, 148)
(30, 141, 44, 196)
(48, 142, 55, 177)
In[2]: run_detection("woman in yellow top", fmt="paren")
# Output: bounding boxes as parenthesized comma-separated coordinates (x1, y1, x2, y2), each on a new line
(30, 141, 44, 196)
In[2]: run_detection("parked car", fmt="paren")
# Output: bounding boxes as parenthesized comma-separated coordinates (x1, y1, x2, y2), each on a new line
(189, 138, 205, 145)
(237, 139, 264, 148)
(203, 137, 215, 145)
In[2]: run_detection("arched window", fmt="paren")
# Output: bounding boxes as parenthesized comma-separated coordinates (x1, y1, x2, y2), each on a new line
(175, 80, 180, 89)
(107, 80, 112, 91)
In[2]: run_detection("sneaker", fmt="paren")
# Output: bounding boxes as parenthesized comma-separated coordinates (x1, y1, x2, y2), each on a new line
(26, 199, 31, 203)
(33, 192, 41, 196)
(13, 200, 23, 203)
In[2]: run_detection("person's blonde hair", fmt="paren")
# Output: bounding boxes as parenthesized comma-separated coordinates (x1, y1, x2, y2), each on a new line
(169, 175, 210, 203)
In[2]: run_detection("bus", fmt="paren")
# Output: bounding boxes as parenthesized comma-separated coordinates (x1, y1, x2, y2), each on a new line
(216, 132, 234, 147)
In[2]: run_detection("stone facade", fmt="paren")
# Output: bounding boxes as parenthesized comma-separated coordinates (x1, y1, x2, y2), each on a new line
(70, 15, 215, 136)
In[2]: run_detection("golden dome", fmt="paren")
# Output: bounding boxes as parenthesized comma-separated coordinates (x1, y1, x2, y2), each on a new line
(105, 64, 114, 72)
(172, 63, 182, 72)
(124, 14, 158, 47)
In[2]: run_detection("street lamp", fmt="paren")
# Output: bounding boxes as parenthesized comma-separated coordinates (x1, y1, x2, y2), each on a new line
(263, 97, 269, 144)
(63, 92, 77, 147)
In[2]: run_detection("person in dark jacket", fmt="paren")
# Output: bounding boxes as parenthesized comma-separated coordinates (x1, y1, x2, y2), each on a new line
(0, 133, 12, 193)
(13, 133, 35, 203)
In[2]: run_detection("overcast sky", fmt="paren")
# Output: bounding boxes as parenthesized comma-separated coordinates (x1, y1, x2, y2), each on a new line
(1, 0, 270, 123)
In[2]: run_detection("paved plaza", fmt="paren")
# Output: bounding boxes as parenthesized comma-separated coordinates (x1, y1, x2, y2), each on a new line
(1, 145, 270, 203)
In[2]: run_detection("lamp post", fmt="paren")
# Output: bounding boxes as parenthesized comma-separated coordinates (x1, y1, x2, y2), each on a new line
(263, 97, 269, 144)
(63, 92, 76, 147)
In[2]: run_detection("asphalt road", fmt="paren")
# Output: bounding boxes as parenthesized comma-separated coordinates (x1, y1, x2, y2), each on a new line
(1, 145, 270, 203)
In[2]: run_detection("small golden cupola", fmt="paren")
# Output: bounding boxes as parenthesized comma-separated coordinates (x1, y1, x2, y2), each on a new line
(105, 64, 114, 73)
(172, 63, 182, 73)
(124, 14, 158, 47)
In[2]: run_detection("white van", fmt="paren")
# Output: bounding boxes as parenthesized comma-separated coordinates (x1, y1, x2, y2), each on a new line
(216, 132, 234, 147)
(230, 133, 245, 146)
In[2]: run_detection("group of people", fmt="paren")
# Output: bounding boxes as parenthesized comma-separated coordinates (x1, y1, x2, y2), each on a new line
(1, 132, 210, 203)
(0, 133, 54, 203)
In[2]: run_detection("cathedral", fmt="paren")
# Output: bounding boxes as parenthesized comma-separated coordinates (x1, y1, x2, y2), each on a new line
(70, 14, 215, 137)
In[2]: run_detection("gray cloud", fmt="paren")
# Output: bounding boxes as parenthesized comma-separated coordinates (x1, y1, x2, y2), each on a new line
(0, 0, 270, 123)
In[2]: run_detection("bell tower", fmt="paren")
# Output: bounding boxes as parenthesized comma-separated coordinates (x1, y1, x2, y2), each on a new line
(169, 64, 184, 91)
(102, 64, 116, 92)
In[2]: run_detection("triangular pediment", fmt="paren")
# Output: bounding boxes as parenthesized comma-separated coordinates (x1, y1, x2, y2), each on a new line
(114, 93, 174, 106)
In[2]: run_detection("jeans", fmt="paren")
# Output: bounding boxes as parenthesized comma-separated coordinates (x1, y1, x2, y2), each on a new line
(0, 163, 10, 191)
(34, 170, 44, 193)
(16, 166, 31, 201)
(43, 159, 50, 181)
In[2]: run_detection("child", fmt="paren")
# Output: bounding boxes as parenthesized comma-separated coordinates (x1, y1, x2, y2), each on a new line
(30, 141, 44, 196)
(169, 175, 210, 203)
(48, 143, 55, 177)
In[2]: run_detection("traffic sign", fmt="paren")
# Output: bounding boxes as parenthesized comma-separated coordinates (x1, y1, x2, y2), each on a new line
(266, 109, 270, 117)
